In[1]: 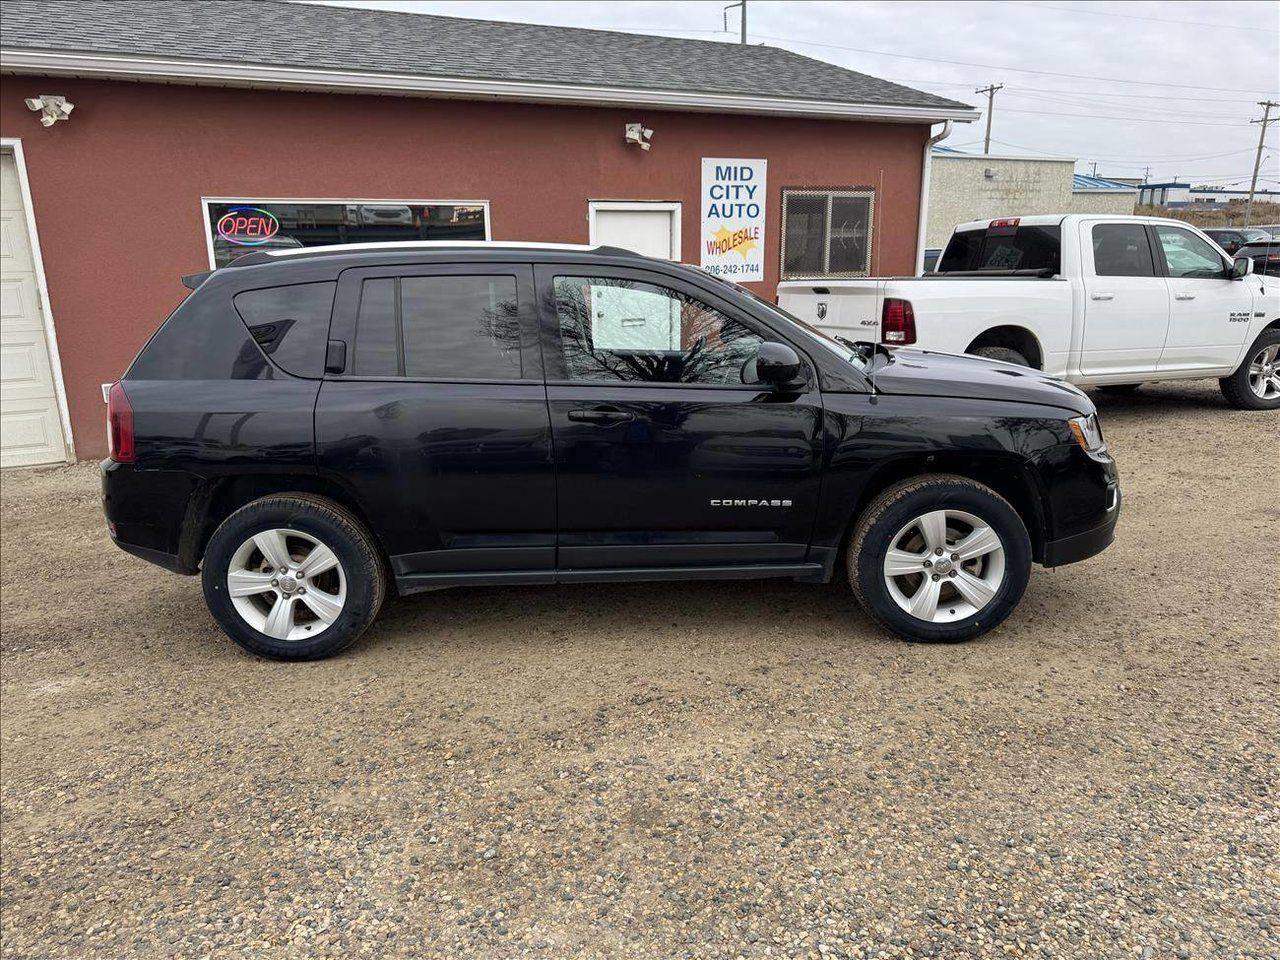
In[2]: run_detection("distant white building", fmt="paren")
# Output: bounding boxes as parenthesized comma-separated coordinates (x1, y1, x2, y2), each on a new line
(1136, 180, 1280, 207)
(926, 146, 1137, 249)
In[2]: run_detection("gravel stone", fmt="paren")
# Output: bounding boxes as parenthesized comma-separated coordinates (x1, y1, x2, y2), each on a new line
(1, 380, 1277, 959)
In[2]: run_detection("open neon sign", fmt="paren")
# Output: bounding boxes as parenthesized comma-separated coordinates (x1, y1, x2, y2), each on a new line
(216, 207, 280, 246)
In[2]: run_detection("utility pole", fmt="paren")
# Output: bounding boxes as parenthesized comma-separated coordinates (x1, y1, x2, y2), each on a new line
(1142, 166, 1152, 183)
(1245, 100, 1278, 225)
(975, 83, 1003, 155)
(723, 0, 746, 43)
(1089, 161, 1098, 178)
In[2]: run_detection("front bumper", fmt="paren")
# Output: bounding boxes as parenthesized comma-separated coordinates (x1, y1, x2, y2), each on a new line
(1042, 480, 1120, 567)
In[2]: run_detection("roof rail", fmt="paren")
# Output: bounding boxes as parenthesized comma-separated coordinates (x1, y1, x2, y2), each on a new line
(218, 240, 649, 269)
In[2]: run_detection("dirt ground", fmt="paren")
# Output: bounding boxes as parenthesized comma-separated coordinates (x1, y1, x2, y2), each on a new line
(1, 379, 1277, 960)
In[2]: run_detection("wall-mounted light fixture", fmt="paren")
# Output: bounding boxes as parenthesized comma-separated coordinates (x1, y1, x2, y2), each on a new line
(25, 95, 74, 127)
(625, 123, 653, 151)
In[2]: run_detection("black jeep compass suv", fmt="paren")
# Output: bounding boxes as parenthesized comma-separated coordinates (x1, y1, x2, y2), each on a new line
(102, 242, 1119, 660)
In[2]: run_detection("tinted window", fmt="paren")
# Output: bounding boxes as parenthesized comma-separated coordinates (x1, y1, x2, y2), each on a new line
(938, 230, 981, 272)
(937, 226, 1061, 273)
(233, 282, 336, 378)
(351, 276, 521, 379)
(552, 276, 765, 385)
(1091, 224, 1156, 278)
(401, 276, 520, 379)
(1155, 226, 1226, 279)
(351, 278, 398, 376)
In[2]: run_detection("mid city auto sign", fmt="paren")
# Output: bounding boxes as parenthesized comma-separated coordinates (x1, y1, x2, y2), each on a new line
(700, 158, 766, 282)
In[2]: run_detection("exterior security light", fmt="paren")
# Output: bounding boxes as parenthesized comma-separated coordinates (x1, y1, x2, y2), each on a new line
(624, 122, 653, 151)
(25, 95, 74, 127)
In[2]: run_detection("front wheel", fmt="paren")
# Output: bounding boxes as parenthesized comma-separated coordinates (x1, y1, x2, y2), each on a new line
(1220, 328, 1280, 410)
(847, 475, 1032, 643)
(201, 494, 386, 660)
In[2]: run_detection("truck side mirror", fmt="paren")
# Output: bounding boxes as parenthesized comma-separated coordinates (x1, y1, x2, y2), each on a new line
(1231, 256, 1253, 280)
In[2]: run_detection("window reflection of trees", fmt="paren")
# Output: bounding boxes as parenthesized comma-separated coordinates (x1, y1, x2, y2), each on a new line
(554, 278, 763, 385)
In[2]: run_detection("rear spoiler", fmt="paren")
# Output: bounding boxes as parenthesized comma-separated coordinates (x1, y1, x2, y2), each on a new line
(181, 271, 213, 290)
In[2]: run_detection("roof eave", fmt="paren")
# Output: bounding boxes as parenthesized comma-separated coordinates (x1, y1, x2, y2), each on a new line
(0, 48, 979, 123)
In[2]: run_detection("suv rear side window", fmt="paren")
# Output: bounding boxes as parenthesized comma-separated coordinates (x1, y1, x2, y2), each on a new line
(351, 275, 521, 379)
(938, 225, 1061, 273)
(1091, 224, 1156, 277)
(233, 282, 336, 378)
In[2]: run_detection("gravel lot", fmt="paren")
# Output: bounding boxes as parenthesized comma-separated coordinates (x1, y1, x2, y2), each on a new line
(1, 379, 1277, 960)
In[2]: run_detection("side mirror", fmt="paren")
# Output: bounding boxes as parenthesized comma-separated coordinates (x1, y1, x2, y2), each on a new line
(1231, 256, 1253, 280)
(754, 341, 803, 387)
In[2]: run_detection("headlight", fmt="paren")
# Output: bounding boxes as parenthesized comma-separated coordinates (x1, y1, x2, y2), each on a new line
(1068, 413, 1105, 452)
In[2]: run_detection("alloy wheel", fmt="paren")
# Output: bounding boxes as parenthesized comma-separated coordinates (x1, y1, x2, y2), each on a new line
(226, 528, 347, 641)
(1247, 343, 1280, 401)
(882, 509, 1006, 623)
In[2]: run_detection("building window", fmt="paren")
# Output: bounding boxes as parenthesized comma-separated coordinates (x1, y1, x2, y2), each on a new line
(203, 199, 490, 268)
(780, 188, 875, 279)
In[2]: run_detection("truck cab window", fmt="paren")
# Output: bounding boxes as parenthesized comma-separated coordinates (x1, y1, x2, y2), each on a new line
(1091, 224, 1156, 277)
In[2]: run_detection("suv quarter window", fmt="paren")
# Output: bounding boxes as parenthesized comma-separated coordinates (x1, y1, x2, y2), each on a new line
(1090, 223, 1157, 278)
(544, 271, 780, 386)
(233, 281, 337, 378)
(1154, 225, 1228, 279)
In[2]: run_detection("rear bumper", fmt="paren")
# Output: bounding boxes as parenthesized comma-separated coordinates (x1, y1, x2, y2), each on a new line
(1042, 482, 1119, 567)
(101, 459, 201, 575)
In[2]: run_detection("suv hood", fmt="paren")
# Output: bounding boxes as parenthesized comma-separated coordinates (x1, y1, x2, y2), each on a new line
(867, 348, 1094, 415)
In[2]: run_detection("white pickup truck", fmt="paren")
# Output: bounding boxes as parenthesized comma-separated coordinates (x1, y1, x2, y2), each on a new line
(778, 215, 1280, 410)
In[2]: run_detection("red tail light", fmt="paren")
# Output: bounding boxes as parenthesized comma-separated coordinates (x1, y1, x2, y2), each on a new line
(881, 298, 917, 346)
(990, 217, 1021, 228)
(107, 381, 135, 463)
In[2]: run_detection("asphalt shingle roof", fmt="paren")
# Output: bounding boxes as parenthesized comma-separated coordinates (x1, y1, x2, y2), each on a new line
(0, 0, 969, 112)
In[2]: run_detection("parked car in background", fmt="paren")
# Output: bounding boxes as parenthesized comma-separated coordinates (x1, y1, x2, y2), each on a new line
(1236, 236, 1280, 277)
(1203, 227, 1271, 255)
(779, 215, 1280, 410)
(1250, 224, 1280, 240)
(102, 242, 1120, 660)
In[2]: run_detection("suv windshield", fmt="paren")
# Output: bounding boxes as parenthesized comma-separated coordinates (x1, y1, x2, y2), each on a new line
(706, 274, 866, 369)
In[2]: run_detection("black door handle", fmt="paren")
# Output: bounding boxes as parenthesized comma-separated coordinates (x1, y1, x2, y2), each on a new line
(567, 406, 635, 424)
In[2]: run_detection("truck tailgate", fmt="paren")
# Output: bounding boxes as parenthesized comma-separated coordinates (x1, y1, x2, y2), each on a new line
(778, 281, 884, 342)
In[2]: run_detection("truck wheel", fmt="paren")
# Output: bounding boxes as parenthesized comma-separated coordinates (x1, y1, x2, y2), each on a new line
(201, 494, 386, 660)
(1219, 328, 1280, 410)
(847, 475, 1032, 643)
(971, 345, 1030, 368)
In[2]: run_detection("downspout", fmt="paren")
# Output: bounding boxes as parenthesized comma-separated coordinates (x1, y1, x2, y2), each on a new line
(914, 120, 953, 275)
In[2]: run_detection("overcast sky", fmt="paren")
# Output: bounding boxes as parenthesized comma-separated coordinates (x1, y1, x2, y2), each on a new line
(308, 0, 1280, 187)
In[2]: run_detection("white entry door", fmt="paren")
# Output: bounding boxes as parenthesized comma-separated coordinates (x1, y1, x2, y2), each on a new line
(1, 149, 69, 467)
(588, 201, 681, 261)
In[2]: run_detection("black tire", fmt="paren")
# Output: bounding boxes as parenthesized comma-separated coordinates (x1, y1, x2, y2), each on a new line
(1219, 327, 1280, 410)
(971, 345, 1030, 368)
(1098, 383, 1142, 394)
(201, 494, 386, 660)
(846, 475, 1032, 644)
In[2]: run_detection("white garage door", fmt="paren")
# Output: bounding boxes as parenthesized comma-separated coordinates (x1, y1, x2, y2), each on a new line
(1, 149, 68, 468)
(589, 202, 681, 260)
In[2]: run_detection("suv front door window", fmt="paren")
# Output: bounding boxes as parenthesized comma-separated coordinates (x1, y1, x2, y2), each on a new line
(537, 266, 825, 571)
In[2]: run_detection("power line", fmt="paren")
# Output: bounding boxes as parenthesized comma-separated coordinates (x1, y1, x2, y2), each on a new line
(988, 139, 1264, 162)
(999, 107, 1261, 127)
(989, 0, 1263, 32)
(885, 79, 1268, 104)
(751, 31, 1279, 93)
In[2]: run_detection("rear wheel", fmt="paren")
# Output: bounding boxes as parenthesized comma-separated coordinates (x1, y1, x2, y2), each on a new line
(847, 475, 1032, 643)
(971, 345, 1030, 368)
(1220, 328, 1280, 410)
(202, 495, 386, 660)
